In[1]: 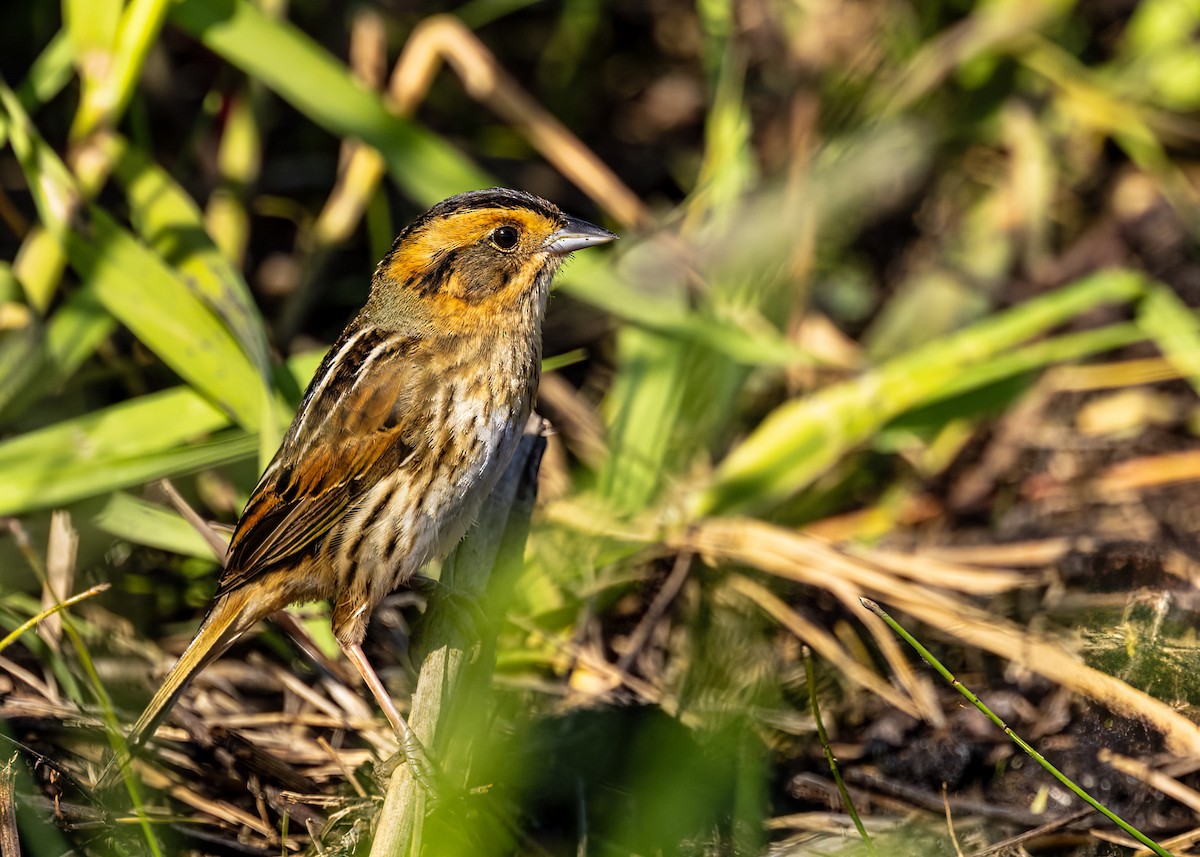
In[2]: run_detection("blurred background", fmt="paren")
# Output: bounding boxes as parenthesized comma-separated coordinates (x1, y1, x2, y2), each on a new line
(2, 0, 1200, 854)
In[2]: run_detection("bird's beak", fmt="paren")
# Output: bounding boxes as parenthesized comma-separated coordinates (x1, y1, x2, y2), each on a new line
(544, 216, 618, 255)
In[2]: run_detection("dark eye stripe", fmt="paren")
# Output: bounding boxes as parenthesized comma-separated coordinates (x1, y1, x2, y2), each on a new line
(413, 248, 458, 296)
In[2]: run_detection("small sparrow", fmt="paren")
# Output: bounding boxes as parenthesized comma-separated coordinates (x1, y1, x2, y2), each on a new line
(104, 188, 615, 785)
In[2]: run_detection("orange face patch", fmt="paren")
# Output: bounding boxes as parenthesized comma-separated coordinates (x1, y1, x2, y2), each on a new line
(375, 206, 563, 334)
(384, 208, 558, 286)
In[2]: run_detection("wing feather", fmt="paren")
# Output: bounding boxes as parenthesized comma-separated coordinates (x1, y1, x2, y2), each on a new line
(216, 326, 418, 595)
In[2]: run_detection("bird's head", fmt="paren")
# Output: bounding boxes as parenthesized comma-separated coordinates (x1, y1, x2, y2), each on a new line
(366, 188, 616, 334)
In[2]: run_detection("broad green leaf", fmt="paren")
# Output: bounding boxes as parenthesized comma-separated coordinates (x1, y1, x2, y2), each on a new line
(1, 35, 78, 315)
(0, 433, 258, 517)
(0, 350, 325, 517)
(111, 138, 288, 449)
(0, 83, 270, 430)
(0, 284, 119, 422)
(93, 492, 218, 560)
(170, 0, 493, 205)
(0, 303, 43, 415)
(41, 284, 118, 387)
(698, 270, 1149, 514)
(67, 208, 270, 428)
(11, 227, 66, 314)
(0, 387, 232, 475)
(114, 141, 270, 377)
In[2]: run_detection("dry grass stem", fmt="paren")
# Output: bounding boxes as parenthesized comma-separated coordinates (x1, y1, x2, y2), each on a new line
(686, 518, 1200, 756)
(728, 575, 919, 717)
(391, 15, 647, 229)
(1099, 749, 1200, 814)
(1048, 357, 1186, 391)
(847, 544, 1038, 594)
(157, 478, 228, 560)
(0, 656, 58, 703)
(1095, 450, 1200, 492)
(0, 754, 19, 857)
(942, 785, 967, 857)
(615, 550, 692, 673)
(38, 510, 77, 649)
(316, 737, 365, 798)
(919, 538, 1080, 566)
(1135, 825, 1200, 857)
(536, 373, 609, 469)
(854, 601, 944, 726)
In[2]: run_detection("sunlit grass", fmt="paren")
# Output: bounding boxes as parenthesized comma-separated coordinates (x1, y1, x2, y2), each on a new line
(2, 0, 1199, 854)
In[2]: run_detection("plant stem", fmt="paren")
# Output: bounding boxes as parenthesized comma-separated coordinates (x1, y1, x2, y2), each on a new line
(802, 646, 876, 855)
(369, 425, 547, 856)
(860, 598, 1173, 857)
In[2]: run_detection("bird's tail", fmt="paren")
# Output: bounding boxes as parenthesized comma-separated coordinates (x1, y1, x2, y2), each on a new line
(97, 588, 258, 789)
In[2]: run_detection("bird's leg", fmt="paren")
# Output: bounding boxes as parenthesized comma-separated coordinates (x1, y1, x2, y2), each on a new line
(340, 641, 439, 799)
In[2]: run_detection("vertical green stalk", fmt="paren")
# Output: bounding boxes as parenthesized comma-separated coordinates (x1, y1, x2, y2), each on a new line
(803, 647, 876, 855)
(370, 430, 546, 855)
(71, 0, 173, 140)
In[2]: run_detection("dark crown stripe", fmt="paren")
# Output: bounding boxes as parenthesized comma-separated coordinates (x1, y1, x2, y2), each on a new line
(379, 188, 563, 272)
(426, 188, 562, 223)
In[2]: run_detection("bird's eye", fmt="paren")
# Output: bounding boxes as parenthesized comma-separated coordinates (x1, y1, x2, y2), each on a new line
(490, 225, 520, 251)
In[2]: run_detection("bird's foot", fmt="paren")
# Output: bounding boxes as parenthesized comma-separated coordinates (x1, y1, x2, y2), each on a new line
(373, 732, 440, 802)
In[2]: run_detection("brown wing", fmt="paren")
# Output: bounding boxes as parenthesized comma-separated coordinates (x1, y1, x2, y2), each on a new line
(216, 326, 418, 596)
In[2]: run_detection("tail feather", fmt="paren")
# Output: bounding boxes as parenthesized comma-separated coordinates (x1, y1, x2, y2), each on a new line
(98, 589, 257, 788)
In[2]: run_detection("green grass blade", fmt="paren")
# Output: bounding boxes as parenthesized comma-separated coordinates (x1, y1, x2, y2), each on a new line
(98, 0, 173, 132)
(70, 0, 173, 139)
(63, 0, 121, 81)
(699, 270, 1148, 514)
(803, 647, 876, 855)
(599, 328, 689, 509)
(63, 0, 121, 139)
(0, 350, 324, 516)
(67, 209, 270, 428)
(0, 84, 271, 430)
(113, 140, 271, 377)
(16, 30, 76, 109)
(0, 434, 258, 517)
(558, 254, 813, 366)
(111, 138, 288, 448)
(0, 584, 110, 657)
(0, 267, 43, 413)
(861, 598, 1172, 857)
(1137, 282, 1200, 397)
(0, 284, 119, 421)
(92, 492, 219, 560)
